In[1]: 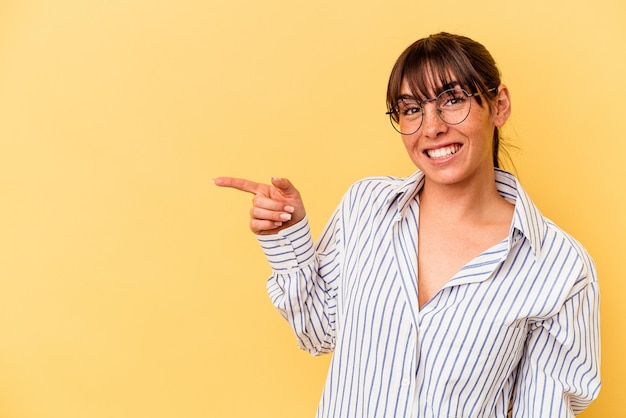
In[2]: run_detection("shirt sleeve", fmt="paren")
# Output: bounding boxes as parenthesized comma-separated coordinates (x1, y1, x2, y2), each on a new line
(257, 214, 341, 356)
(512, 268, 601, 416)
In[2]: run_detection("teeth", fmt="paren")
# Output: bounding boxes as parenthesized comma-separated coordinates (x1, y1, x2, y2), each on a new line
(427, 144, 460, 159)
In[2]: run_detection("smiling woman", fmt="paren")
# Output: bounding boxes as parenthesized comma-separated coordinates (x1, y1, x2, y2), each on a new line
(1, 0, 621, 417)
(387, 33, 506, 169)
(215, 32, 601, 418)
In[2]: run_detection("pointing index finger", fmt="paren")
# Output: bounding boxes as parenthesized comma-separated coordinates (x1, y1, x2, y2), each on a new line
(213, 177, 266, 195)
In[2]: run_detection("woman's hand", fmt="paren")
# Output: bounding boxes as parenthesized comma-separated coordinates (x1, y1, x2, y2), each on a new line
(213, 176, 306, 235)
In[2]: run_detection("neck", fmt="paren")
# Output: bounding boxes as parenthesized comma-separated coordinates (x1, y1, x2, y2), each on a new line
(418, 169, 504, 223)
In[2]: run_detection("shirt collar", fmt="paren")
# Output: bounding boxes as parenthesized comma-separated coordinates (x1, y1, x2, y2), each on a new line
(385, 169, 545, 258)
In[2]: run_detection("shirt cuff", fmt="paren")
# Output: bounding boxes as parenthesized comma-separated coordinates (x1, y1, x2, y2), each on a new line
(256, 216, 315, 273)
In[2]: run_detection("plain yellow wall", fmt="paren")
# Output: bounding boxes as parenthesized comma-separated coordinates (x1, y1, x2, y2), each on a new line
(0, 0, 623, 417)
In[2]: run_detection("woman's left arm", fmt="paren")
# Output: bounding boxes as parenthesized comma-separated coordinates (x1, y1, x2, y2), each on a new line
(511, 273, 601, 417)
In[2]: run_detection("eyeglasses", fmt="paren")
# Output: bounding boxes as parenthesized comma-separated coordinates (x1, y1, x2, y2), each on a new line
(386, 87, 497, 135)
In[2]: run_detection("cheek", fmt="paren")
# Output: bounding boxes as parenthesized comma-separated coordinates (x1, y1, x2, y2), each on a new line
(467, 129, 496, 161)
(401, 136, 424, 165)
(465, 112, 496, 148)
(402, 138, 419, 161)
(401, 135, 418, 151)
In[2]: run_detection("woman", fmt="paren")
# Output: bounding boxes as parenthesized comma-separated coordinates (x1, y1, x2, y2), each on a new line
(214, 32, 600, 417)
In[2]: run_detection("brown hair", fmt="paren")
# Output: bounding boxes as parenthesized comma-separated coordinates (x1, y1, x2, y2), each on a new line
(386, 32, 506, 168)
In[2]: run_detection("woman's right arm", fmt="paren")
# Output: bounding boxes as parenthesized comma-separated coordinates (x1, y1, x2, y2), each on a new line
(214, 176, 339, 355)
(258, 214, 340, 355)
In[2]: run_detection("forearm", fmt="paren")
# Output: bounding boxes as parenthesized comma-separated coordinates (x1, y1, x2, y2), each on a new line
(258, 216, 337, 355)
(512, 279, 601, 416)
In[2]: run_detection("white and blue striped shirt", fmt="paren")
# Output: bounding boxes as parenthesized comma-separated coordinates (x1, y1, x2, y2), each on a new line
(258, 169, 600, 418)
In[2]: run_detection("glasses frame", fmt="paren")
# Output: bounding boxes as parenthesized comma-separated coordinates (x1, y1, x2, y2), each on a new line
(386, 87, 498, 135)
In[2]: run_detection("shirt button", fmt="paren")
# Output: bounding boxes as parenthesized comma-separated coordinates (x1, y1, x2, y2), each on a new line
(401, 379, 410, 386)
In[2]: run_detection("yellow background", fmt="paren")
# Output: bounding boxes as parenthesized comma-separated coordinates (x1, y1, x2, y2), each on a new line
(0, 0, 623, 417)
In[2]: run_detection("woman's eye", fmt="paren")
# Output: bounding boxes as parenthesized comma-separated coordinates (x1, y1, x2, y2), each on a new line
(399, 102, 421, 116)
(440, 92, 466, 107)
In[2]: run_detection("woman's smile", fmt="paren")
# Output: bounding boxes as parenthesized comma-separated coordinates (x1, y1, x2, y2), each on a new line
(425, 144, 462, 159)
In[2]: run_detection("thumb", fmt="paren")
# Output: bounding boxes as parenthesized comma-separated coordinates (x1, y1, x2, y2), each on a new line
(271, 176, 296, 193)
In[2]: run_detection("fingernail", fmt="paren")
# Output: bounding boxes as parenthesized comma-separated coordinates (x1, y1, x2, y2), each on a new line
(279, 213, 292, 221)
(284, 205, 295, 213)
(274, 221, 283, 227)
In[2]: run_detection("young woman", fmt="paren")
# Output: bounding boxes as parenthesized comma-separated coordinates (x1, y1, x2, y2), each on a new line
(214, 32, 600, 417)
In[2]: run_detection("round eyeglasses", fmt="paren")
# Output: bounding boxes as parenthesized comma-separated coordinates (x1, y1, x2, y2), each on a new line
(386, 87, 497, 135)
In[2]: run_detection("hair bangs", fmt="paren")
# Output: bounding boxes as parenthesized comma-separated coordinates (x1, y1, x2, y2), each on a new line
(387, 33, 495, 112)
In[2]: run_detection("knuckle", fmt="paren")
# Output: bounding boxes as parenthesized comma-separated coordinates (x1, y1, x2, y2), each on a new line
(254, 194, 270, 208)
(249, 219, 262, 232)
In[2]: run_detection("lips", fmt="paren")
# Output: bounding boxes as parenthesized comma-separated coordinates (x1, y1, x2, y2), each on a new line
(426, 144, 461, 159)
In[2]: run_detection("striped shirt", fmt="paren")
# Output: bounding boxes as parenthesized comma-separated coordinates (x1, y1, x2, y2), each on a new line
(258, 169, 600, 418)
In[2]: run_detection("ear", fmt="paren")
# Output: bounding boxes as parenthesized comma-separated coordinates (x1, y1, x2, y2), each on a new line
(492, 84, 511, 127)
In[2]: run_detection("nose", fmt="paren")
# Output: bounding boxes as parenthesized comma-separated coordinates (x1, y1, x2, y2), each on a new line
(421, 102, 447, 138)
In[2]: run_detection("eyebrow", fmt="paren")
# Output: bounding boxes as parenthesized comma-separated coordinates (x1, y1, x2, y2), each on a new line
(440, 81, 461, 92)
(397, 81, 462, 103)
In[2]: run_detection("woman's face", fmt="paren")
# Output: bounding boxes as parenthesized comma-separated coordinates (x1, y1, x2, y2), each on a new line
(398, 77, 510, 189)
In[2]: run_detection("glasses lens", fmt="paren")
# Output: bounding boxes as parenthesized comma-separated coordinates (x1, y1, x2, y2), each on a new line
(436, 88, 471, 125)
(387, 88, 473, 134)
(389, 98, 422, 135)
